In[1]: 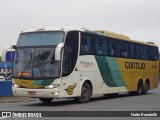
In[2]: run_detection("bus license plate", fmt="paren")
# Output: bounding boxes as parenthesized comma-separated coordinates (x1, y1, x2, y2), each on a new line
(28, 91, 36, 95)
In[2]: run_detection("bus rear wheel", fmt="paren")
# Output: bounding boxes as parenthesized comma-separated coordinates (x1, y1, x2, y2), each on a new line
(75, 82, 92, 103)
(142, 80, 150, 95)
(39, 98, 53, 103)
(136, 81, 143, 95)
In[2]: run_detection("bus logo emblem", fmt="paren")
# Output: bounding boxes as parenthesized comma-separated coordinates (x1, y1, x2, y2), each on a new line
(65, 85, 76, 95)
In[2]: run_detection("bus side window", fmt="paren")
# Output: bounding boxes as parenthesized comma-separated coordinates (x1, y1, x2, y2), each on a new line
(102, 39, 108, 55)
(99, 37, 108, 55)
(80, 34, 92, 55)
(140, 46, 144, 59)
(110, 41, 119, 57)
(90, 38, 96, 55)
(147, 46, 152, 60)
(155, 48, 158, 60)
(152, 47, 158, 60)
(81, 38, 89, 54)
(132, 44, 140, 59)
(139, 45, 148, 60)
(95, 38, 104, 55)
(108, 41, 112, 56)
(143, 46, 148, 60)
(121, 43, 128, 57)
(95, 38, 99, 55)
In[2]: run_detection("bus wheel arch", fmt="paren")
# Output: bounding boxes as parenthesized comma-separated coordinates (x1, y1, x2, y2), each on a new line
(75, 80, 93, 103)
(84, 80, 93, 95)
(142, 79, 150, 95)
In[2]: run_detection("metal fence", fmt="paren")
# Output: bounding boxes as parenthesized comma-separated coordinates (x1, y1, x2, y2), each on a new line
(0, 81, 12, 96)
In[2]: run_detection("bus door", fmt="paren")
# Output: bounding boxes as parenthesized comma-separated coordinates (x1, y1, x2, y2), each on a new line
(61, 31, 79, 97)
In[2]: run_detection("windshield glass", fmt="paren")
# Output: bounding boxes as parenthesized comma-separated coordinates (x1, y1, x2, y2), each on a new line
(17, 31, 64, 46)
(13, 47, 60, 79)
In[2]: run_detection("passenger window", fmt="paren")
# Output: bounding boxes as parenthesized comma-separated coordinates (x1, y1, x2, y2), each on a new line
(80, 33, 97, 55)
(99, 37, 108, 55)
(121, 43, 128, 57)
(90, 38, 96, 55)
(95, 38, 103, 55)
(81, 37, 89, 54)
(110, 41, 119, 57)
(132, 44, 140, 59)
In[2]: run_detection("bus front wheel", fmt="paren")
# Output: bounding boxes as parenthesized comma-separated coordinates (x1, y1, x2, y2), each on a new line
(75, 82, 92, 103)
(39, 98, 53, 103)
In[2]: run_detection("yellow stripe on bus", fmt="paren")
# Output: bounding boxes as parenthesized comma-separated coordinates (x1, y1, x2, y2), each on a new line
(14, 78, 43, 88)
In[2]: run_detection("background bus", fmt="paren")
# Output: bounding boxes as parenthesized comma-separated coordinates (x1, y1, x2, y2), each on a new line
(12, 27, 159, 103)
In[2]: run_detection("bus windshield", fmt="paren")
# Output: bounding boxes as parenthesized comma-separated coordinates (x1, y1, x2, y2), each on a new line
(17, 31, 64, 46)
(13, 31, 64, 79)
(13, 47, 60, 79)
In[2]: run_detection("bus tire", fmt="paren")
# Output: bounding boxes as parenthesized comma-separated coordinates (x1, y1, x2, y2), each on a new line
(75, 82, 92, 103)
(136, 80, 143, 95)
(39, 98, 53, 103)
(142, 80, 150, 95)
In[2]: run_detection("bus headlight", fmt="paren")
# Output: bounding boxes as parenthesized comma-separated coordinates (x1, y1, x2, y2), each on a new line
(45, 84, 60, 89)
(13, 83, 21, 88)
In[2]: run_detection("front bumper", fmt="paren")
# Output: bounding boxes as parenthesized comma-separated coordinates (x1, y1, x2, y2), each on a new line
(12, 87, 61, 98)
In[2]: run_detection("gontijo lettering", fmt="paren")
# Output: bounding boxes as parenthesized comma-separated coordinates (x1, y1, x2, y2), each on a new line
(125, 62, 145, 69)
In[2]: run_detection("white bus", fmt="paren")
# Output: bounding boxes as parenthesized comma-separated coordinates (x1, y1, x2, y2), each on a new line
(12, 27, 159, 103)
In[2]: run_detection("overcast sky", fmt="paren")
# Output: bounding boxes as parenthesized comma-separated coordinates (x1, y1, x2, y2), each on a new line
(0, 0, 160, 54)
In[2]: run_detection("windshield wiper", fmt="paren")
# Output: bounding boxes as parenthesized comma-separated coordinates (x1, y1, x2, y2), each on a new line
(20, 52, 33, 77)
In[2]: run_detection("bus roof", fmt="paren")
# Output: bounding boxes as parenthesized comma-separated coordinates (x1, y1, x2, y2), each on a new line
(95, 30, 130, 39)
(95, 30, 158, 47)
(20, 27, 158, 47)
(20, 27, 85, 33)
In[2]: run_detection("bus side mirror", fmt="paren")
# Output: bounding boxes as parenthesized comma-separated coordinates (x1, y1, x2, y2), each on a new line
(1, 45, 15, 62)
(55, 43, 64, 61)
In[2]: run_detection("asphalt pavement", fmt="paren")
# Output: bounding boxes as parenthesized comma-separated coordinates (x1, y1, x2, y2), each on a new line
(0, 84, 160, 120)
